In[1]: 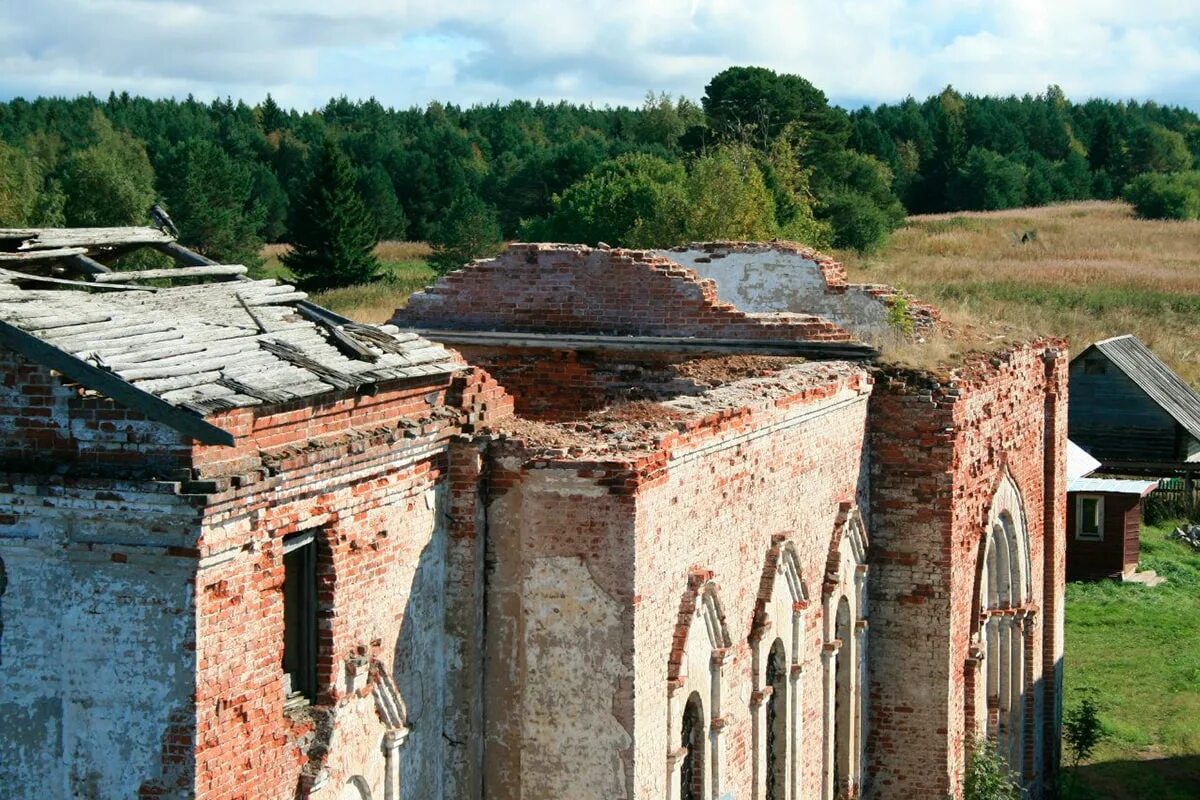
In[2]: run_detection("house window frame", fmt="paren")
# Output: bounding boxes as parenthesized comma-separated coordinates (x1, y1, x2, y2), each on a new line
(1074, 495, 1104, 542)
(282, 529, 319, 703)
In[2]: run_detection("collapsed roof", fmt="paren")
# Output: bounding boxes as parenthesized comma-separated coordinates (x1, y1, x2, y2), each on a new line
(0, 227, 457, 445)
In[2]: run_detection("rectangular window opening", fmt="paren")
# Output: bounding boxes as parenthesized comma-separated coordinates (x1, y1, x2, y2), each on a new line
(283, 530, 318, 703)
(1075, 496, 1104, 541)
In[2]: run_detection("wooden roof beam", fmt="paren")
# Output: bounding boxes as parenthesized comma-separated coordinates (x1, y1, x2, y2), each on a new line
(92, 264, 248, 283)
(153, 240, 218, 267)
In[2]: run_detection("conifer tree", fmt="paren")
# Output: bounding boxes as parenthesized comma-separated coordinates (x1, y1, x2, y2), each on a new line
(284, 138, 380, 291)
(428, 192, 503, 275)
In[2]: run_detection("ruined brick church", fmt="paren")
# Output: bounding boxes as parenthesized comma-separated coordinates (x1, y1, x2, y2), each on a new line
(0, 229, 1067, 800)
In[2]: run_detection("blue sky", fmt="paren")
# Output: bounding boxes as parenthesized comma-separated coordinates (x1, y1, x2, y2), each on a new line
(1, 0, 1198, 111)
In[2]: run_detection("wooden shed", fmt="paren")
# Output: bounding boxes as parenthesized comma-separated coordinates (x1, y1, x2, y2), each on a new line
(1066, 476, 1157, 580)
(1068, 335, 1200, 472)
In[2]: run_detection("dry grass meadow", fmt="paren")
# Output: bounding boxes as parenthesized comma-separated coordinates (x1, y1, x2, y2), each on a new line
(836, 201, 1200, 385)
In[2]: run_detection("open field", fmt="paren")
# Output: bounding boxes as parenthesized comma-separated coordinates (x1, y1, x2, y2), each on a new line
(836, 201, 1200, 385)
(1063, 523, 1200, 799)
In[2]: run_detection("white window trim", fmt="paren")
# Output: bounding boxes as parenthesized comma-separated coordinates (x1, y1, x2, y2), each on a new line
(1074, 494, 1104, 542)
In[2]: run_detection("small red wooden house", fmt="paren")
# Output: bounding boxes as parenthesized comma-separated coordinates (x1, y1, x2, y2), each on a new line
(1066, 440, 1157, 580)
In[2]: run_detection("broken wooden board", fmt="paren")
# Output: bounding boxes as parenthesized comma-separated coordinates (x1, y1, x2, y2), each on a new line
(0, 247, 88, 262)
(0, 227, 174, 250)
(92, 264, 248, 283)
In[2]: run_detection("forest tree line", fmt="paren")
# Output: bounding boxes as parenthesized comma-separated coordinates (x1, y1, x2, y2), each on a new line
(1, 66, 1198, 286)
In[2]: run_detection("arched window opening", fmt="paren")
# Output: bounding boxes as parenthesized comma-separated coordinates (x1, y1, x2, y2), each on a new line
(969, 472, 1032, 783)
(681, 692, 705, 800)
(766, 639, 787, 800)
(833, 597, 853, 797)
(822, 506, 868, 800)
(339, 776, 371, 800)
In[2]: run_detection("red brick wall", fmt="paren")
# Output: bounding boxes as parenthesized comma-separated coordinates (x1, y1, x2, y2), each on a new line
(395, 244, 851, 343)
(445, 345, 716, 421)
(866, 342, 1067, 799)
(187, 368, 512, 800)
(631, 370, 872, 800)
(0, 349, 191, 472)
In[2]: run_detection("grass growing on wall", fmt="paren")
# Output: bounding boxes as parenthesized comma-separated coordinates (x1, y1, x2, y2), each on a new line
(1062, 522, 1200, 799)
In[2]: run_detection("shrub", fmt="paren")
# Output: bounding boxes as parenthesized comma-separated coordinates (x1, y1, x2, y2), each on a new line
(961, 741, 1021, 800)
(1063, 691, 1107, 799)
(1123, 171, 1200, 220)
(821, 190, 893, 253)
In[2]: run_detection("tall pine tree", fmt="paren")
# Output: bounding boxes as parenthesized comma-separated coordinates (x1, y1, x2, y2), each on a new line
(284, 138, 380, 292)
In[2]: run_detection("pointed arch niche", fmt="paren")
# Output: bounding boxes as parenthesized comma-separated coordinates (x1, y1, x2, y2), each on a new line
(667, 570, 733, 800)
(966, 468, 1034, 780)
(749, 536, 810, 800)
(821, 504, 868, 800)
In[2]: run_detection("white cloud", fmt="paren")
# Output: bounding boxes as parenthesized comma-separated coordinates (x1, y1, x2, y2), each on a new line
(0, 0, 1196, 110)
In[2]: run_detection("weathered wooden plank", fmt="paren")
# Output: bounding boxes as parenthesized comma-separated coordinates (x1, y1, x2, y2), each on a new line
(215, 375, 294, 405)
(92, 264, 248, 283)
(44, 323, 179, 348)
(56, 332, 187, 358)
(133, 370, 225, 395)
(343, 322, 417, 354)
(33, 318, 171, 339)
(260, 338, 358, 390)
(117, 347, 275, 380)
(3, 313, 114, 331)
(0, 247, 88, 262)
(0, 227, 174, 250)
(0, 269, 154, 292)
(298, 299, 352, 325)
(101, 339, 264, 370)
(235, 292, 268, 334)
(246, 291, 307, 306)
(0, 319, 233, 446)
(295, 303, 379, 363)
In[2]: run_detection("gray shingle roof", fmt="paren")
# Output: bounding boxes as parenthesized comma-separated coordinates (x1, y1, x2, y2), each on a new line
(1078, 335, 1200, 442)
(0, 271, 458, 444)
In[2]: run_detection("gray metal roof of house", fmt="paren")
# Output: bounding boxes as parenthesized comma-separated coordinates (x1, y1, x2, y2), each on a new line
(0, 262, 457, 445)
(1074, 335, 1200, 442)
(1067, 477, 1158, 496)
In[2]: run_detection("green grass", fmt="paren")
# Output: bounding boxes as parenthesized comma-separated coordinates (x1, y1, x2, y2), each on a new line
(1063, 522, 1200, 799)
